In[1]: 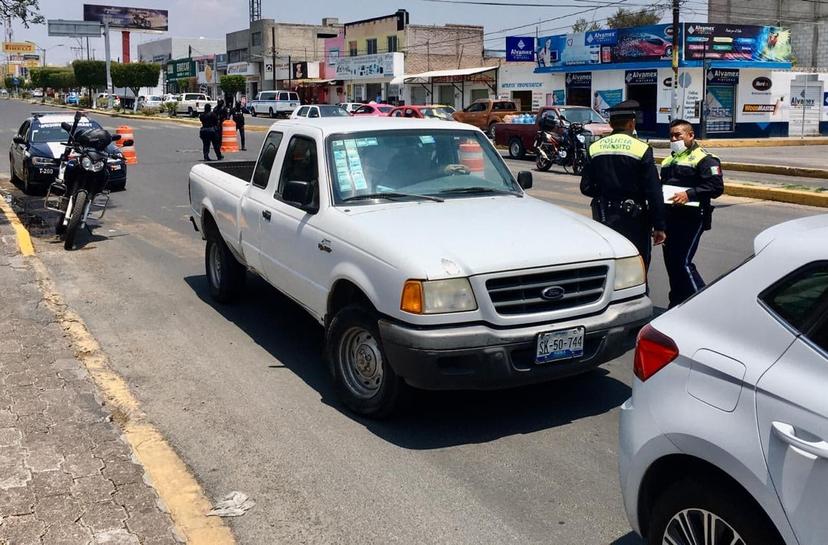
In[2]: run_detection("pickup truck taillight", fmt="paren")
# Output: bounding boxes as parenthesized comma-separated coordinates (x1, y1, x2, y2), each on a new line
(633, 324, 679, 381)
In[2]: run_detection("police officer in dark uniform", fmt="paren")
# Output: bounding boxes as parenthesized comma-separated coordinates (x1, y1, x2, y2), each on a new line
(660, 119, 724, 307)
(580, 100, 666, 271)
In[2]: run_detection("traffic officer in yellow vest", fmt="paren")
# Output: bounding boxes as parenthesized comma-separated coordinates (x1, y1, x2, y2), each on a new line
(580, 100, 666, 272)
(660, 119, 724, 308)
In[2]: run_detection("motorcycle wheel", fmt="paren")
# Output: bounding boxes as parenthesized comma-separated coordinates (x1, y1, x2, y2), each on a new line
(572, 151, 586, 176)
(63, 191, 87, 251)
(55, 211, 67, 236)
(536, 154, 552, 172)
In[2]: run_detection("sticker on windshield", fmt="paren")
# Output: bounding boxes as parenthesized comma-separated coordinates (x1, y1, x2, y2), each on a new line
(355, 138, 378, 147)
(332, 149, 354, 194)
(419, 135, 435, 144)
(343, 140, 368, 191)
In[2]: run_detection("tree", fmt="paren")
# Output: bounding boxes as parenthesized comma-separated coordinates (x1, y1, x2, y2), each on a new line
(572, 18, 601, 33)
(30, 66, 68, 101)
(112, 62, 161, 111)
(73, 60, 107, 107)
(2, 76, 12, 89)
(220, 75, 246, 106)
(606, 8, 663, 29)
(1, 0, 45, 27)
(52, 70, 76, 91)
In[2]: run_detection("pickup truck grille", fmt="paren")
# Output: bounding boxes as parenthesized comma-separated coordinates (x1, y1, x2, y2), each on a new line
(485, 265, 608, 315)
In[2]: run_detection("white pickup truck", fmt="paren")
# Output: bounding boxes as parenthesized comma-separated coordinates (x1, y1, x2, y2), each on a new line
(175, 93, 218, 117)
(188, 117, 652, 417)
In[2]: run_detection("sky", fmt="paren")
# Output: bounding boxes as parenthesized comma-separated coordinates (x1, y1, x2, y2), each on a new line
(5, 0, 703, 65)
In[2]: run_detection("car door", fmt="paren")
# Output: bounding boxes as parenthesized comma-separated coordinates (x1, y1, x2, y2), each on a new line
(258, 133, 329, 316)
(756, 261, 828, 545)
(11, 120, 30, 178)
(239, 130, 285, 276)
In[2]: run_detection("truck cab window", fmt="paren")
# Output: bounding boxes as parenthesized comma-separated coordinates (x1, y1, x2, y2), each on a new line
(278, 136, 318, 197)
(251, 131, 284, 189)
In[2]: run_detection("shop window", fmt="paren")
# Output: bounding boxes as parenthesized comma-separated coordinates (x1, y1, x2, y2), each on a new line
(387, 35, 398, 53)
(349, 41, 358, 57)
(367, 39, 378, 55)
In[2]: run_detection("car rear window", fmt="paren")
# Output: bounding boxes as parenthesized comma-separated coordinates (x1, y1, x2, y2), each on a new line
(760, 261, 828, 335)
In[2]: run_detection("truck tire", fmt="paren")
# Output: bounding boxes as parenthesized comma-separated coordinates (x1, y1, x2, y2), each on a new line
(487, 121, 497, 139)
(268, 107, 274, 118)
(647, 477, 781, 545)
(508, 138, 525, 159)
(327, 305, 409, 418)
(188, 106, 195, 117)
(205, 234, 246, 303)
(251, 108, 257, 117)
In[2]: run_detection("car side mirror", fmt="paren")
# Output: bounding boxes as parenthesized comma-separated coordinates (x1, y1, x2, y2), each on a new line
(517, 171, 533, 190)
(283, 180, 317, 213)
(13, 136, 25, 145)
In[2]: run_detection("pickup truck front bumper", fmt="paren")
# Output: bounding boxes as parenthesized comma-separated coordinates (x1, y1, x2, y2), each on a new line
(378, 296, 651, 391)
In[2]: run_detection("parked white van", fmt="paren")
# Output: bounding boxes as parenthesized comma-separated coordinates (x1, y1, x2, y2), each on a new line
(248, 90, 300, 118)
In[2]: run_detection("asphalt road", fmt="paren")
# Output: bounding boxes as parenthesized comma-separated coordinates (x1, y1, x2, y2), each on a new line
(1, 98, 823, 545)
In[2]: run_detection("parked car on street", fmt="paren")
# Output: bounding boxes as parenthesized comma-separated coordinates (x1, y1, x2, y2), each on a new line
(338, 102, 365, 114)
(65, 92, 80, 105)
(139, 95, 164, 109)
(174, 93, 217, 117)
(248, 90, 300, 118)
(495, 105, 611, 159)
(0, 89, 9, 99)
(452, 99, 521, 137)
(32, 89, 44, 98)
(387, 105, 456, 120)
(188, 117, 651, 417)
(9, 112, 127, 194)
(95, 93, 121, 108)
(352, 103, 394, 117)
(290, 104, 350, 119)
(619, 213, 828, 545)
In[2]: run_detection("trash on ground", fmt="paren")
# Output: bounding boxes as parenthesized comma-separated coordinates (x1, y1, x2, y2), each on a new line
(207, 491, 255, 517)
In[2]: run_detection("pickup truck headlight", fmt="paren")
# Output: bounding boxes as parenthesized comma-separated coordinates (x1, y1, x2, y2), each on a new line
(614, 256, 646, 291)
(401, 278, 477, 314)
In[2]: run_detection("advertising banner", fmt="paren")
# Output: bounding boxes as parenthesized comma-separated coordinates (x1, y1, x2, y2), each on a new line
(594, 89, 623, 118)
(683, 24, 791, 62)
(585, 29, 618, 46)
(609, 24, 675, 63)
(83, 4, 168, 31)
(535, 35, 566, 69)
(506, 37, 535, 62)
(2, 42, 36, 54)
(552, 89, 566, 105)
(707, 68, 739, 85)
(215, 53, 227, 71)
(166, 59, 195, 80)
(706, 86, 736, 132)
(565, 72, 592, 88)
(226, 62, 257, 76)
(335, 52, 403, 80)
(625, 69, 658, 86)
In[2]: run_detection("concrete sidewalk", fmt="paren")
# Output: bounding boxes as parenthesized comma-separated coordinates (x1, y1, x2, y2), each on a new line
(0, 207, 180, 545)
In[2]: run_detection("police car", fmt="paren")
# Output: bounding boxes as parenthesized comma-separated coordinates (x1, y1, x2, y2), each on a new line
(9, 112, 127, 195)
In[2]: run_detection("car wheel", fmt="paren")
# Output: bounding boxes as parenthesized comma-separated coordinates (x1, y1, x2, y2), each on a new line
(188, 106, 195, 117)
(22, 165, 32, 195)
(251, 108, 257, 117)
(487, 121, 497, 139)
(508, 138, 525, 159)
(9, 154, 20, 184)
(268, 107, 274, 118)
(205, 234, 246, 303)
(647, 478, 782, 545)
(326, 305, 409, 418)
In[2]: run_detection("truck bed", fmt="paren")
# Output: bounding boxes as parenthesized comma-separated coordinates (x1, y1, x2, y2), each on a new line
(206, 160, 256, 183)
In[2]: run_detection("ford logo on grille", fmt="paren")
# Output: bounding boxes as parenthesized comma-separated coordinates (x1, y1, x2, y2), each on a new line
(541, 286, 566, 301)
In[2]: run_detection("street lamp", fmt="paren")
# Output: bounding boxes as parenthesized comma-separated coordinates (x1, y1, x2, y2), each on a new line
(30, 43, 66, 67)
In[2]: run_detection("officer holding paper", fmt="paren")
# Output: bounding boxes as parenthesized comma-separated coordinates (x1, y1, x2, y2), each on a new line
(660, 119, 724, 308)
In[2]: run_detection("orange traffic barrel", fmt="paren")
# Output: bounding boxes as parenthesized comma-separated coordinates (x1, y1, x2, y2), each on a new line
(459, 141, 485, 173)
(115, 125, 137, 165)
(220, 120, 239, 153)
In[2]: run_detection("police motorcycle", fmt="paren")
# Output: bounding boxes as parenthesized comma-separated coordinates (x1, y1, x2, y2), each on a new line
(534, 114, 565, 172)
(45, 111, 130, 250)
(559, 120, 591, 176)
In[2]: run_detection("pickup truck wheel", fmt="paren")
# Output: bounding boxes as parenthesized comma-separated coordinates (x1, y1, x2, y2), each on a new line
(487, 121, 497, 139)
(327, 306, 408, 418)
(508, 138, 525, 159)
(205, 236, 246, 303)
(268, 107, 274, 118)
(251, 108, 257, 117)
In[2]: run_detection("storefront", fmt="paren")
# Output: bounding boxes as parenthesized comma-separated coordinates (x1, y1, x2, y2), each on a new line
(393, 66, 498, 110)
(226, 62, 261, 98)
(335, 52, 404, 103)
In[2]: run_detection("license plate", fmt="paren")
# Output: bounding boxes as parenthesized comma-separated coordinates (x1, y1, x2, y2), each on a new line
(38, 168, 54, 175)
(109, 164, 121, 171)
(536, 327, 585, 364)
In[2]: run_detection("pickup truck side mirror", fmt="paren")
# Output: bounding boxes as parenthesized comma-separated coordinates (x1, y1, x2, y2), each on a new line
(517, 171, 533, 190)
(13, 135, 26, 145)
(283, 180, 318, 213)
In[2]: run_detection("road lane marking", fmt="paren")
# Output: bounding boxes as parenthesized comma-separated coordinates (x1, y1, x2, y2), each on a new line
(0, 194, 35, 256)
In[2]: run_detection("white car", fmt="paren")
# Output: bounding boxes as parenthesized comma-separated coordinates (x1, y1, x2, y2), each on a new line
(619, 214, 828, 545)
(290, 104, 350, 119)
(95, 93, 121, 108)
(175, 93, 217, 117)
(248, 90, 300, 118)
(188, 118, 652, 417)
(140, 95, 164, 109)
(337, 102, 365, 114)
(32, 89, 44, 98)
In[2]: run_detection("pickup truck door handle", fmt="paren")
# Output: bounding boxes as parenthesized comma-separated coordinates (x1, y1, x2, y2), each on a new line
(772, 421, 828, 459)
(262, 210, 271, 221)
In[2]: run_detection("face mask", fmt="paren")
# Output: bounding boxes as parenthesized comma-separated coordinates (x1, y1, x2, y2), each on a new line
(632, 129, 638, 137)
(670, 139, 687, 154)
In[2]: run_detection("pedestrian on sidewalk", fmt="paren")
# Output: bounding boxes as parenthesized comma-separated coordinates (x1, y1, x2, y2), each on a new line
(661, 119, 724, 308)
(199, 103, 223, 161)
(580, 99, 666, 274)
(232, 103, 246, 151)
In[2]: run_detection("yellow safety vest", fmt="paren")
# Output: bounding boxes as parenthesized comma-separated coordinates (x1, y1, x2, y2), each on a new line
(660, 145, 718, 169)
(588, 133, 650, 160)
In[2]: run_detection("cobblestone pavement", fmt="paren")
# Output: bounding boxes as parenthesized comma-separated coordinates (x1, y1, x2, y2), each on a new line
(0, 212, 180, 545)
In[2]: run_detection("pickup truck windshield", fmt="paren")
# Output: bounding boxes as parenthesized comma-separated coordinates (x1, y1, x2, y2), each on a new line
(557, 108, 606, 124)
(329, 129, 520, 205)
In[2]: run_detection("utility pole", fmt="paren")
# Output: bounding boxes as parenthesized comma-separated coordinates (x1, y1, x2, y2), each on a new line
(671, 0, 679, 122)
(271, 26, 276, 91)
(104, 20, 113, 109)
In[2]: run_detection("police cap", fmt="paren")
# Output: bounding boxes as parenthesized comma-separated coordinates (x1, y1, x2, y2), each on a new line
(607, 99, 641, 120)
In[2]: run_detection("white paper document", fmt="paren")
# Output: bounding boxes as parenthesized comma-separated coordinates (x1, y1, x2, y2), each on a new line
(662, 184, 700, 207)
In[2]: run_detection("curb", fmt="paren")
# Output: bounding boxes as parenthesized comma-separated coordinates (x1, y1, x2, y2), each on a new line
(653, 155, 828, 179)
(724, 182, 828, 208)
(649, 136, 828, 149)
(0, 180, 237, 545)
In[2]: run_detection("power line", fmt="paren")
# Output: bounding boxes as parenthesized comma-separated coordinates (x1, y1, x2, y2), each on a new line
(421, 0, 657, 6)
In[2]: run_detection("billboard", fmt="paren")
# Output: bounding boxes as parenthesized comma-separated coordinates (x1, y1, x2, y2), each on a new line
(166, 59, 195, 80)
(683, 24, 791, 62)
(506, 37, 535, 62)
(2, 42, 36, 54)
(83, 4, 168, 31)
(607, 24, 675, 63)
